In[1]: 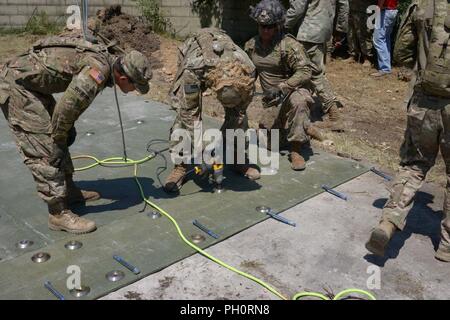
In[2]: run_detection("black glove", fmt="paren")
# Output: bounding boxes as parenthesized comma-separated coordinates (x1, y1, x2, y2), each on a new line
(49, 142, 66, 168)
(67, 126, 77, 147)
(262, 89, 283, 108)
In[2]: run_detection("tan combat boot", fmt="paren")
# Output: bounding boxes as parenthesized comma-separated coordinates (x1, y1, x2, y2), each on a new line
(435, 245, 450, 263)
(48, 202, 96, 234)
(289, 141, 306, 171)
(66, 175, 101, 205)
(365, 220, 398, 256)
(232, 164, 261, 180)
(164, 164, 188, 192)
(326, 104, 340, 122)
(306, 126, 325, 142)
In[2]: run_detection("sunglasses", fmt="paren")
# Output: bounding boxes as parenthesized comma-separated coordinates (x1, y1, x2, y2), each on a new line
(260, 24, 277, 30)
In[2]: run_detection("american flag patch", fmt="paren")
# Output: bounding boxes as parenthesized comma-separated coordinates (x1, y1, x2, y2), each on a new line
(89, 68, 105, 85)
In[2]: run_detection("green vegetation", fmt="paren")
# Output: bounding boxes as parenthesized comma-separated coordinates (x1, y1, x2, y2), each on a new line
(0, 10, 63, 36)
(136, 0, 174, 35)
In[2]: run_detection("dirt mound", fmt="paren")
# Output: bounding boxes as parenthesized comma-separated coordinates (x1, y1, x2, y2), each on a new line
(96, 5, 161, 67)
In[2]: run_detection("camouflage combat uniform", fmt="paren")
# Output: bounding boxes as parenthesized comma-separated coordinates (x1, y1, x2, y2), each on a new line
(245, 33, 313, 145)
(169, 28, 256, 154)
(348, 0, 376, 62)
(381, 0, 450, 259)
(285, 0, 346, 113)
(0, 36, 115, 207)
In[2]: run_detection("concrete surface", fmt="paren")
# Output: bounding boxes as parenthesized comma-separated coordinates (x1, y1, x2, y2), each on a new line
(102, 172, 450, 300)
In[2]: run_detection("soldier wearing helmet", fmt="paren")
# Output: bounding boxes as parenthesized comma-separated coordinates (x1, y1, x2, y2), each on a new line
(164, 28, 260, 193)
(0, 35, 152, 234)
(246, 0, 320, 171)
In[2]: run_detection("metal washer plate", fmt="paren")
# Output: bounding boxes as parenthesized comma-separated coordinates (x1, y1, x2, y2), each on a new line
(69, 286, 91, 298)
(65, 240, 83, 250)
(106, 270, 125, 282)
(256, 206, 271, 214)
(17, 239, 34, 249)
(31, 252, 50, 263)
(191, 234, 206, 244)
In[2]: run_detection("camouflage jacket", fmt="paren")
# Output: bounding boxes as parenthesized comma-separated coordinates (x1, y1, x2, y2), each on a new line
(171, 28, 255, 95)
(0, 36, 115, 142)
(244, 33, 312, 94)
(285, 0, 349, 43)
(394, 0, 450, 98)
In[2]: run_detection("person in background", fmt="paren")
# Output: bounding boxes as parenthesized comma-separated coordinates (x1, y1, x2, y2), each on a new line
(347, 0, 376, 67)
(371, 0, 399, 77)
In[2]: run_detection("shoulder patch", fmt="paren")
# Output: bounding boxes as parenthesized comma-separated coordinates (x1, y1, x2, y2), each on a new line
(89, 68, 106, 85)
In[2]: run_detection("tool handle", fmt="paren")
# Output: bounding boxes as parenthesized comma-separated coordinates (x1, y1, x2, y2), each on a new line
(113, 255, 141, 275)
(193, 220, 220, 239)
(44, 281, 65, 300)
(321, 185, 348, 201)
(267, 212, 296, 227)
(370, 167, 392, 181)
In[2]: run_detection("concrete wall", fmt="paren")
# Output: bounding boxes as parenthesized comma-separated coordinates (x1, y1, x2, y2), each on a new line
(0, 0, 258, 43)
(161, 0, 257, 44)
(0, 0, 139, 28)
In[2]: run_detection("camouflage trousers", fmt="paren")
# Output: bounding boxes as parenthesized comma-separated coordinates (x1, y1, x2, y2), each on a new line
(382, 91, 450, 252)
(0, 82, 74, 206)
(169, 69, 249, 157)
(301, 42, 337, 112)
(348, 11, 374, 61)
(258, 89, 312, 146)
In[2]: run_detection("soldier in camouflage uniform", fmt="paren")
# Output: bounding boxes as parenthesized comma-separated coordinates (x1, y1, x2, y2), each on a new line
(0, 36, 152, 234)
(366, 0, 450, 262)
(164, 28, 260, 192)
(246, 0, 318, 171)
(285, 0, 347, 122)
(347, 0, 376, 66)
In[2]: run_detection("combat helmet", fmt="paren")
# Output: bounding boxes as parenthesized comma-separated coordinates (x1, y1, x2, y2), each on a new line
(249, 0, 286, 26)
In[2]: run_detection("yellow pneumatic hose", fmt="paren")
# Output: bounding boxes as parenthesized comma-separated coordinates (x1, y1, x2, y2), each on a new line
(73, 154, 376, 301)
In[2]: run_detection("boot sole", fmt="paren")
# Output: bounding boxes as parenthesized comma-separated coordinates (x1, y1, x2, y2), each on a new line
(435, 250, 450, 263)
(365, 229, 389, 257)
(48, 223, 97, 234)
(291, 165, 306, 171)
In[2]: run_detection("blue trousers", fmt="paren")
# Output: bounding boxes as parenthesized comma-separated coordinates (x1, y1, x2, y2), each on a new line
(373, 9, 398, 73)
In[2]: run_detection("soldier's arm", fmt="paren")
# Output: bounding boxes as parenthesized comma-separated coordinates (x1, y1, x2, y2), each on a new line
(285, 0, 309, 30)
(244, 38, 259, 78)
(51, 65, 108, 145)
(335, 0, 349, 33)
(284, 40, 312, 89)
(393, 2, 419, 69)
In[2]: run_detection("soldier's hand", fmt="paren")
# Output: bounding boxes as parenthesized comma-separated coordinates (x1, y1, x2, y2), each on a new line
(278, 82, 293, 96)
(49, 142, 66, 168)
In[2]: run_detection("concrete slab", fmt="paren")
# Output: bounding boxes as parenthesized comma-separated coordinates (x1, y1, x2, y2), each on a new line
(103, 173, 450, 300)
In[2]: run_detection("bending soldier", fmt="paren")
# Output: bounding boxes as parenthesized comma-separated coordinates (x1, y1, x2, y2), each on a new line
(0, 35, 152, 234)
(164, 28, 260, 193)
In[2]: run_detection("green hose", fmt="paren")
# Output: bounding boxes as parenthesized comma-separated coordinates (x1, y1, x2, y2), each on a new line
(73, 154, 376, 301)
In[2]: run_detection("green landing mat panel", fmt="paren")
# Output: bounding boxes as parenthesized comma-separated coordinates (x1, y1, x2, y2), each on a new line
(0, 89, 367, 299)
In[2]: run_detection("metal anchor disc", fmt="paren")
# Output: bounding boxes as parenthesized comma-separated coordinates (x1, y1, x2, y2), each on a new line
(86, 132, 95, 137)
(16, 239, 34, 249)
(256, 206, 271, 214)
(31, 252, 51, 263)
(106, 270, 125, 282)
(64, 240, 83, 251)
(69, 286, 91, 298)
(147, 211, 161, 219)
(136, 119, 145, 125)
(191, 234, 206, 244)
